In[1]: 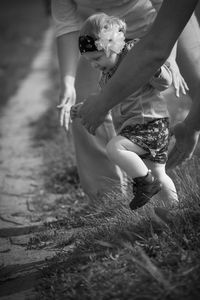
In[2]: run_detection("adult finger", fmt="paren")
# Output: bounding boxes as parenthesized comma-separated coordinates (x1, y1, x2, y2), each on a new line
(182, 78, 189, 92)
(179, 82, 186, 96)
(179, 77, 189, 96)
(173, 77, 180, 98)
(64, 110, 71, 131)
(60, 108, 65, 127)
(57, 96, 70, 108)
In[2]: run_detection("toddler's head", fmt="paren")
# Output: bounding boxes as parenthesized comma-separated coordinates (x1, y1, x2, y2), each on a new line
(79, 13, 126, 71)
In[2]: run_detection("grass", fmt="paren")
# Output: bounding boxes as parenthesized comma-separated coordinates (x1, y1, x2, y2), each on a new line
(32, 157, 200, 300)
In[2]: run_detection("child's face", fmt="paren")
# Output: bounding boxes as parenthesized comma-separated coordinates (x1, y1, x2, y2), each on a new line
(83, 51, 118, 72)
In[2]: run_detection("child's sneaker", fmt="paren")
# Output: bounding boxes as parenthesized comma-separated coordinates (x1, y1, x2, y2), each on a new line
(130, 170, 162, 210)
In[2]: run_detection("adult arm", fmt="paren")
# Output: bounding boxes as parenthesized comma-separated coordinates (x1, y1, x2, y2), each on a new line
(79, 0, 199, 133)
(57, 32, 79, 130)
(150, 0, 189, 96)
(51, 0, 81, 130)
(56, 32, 80, 130)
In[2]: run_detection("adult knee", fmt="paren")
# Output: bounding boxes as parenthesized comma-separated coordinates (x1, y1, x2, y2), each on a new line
(106, 137, 123, 162)
(106, 139, 116, 160)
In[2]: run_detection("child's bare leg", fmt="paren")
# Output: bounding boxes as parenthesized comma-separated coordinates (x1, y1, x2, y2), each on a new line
(106, 136, 162, 210)
(106, 135, 149, 178)
(144, 159, 178, 206)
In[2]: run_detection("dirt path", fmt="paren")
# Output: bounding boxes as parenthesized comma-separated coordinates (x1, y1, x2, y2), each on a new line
(0, 26, 57, 299)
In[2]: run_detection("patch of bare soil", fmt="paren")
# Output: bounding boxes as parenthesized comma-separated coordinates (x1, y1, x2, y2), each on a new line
(0, 26, 71, 299)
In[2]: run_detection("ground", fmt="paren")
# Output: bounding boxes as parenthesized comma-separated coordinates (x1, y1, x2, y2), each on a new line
(0, 26, 58, 299)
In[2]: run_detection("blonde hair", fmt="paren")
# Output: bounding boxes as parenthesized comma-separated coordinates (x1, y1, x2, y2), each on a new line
(80, 13, 127, 39)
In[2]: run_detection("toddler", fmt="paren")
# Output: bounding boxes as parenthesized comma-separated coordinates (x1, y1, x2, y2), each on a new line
(71, 13, 178, 210)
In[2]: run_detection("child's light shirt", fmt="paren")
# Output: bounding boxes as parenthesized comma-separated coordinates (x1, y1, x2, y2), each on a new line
(52, 0, 157, 39)
(99, 41, 172, 133)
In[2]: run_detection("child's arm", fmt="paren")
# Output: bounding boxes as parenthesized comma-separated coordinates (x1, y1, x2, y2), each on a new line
(149, 62, 172, 91)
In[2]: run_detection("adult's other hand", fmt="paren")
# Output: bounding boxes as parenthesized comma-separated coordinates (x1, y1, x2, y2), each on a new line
(57, 82, 76, 131)
(169, 60, 189, 98)
(166, 121, 199, 169)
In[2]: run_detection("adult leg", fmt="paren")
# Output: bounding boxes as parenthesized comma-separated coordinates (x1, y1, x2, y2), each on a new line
(72, 57, 125, 200)
(177, 13, 200, 99)
(163, 12, 200, 128)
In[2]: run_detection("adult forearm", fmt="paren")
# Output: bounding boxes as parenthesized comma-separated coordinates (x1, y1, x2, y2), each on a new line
(100, 39, 165, 112)
(57, 31, 80, 85)
(99, 0, 199, 112)
(167, 42, 177, 63)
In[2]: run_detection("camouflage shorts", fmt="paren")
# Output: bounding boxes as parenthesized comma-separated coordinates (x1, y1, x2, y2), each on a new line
(119, 118, 170, 164)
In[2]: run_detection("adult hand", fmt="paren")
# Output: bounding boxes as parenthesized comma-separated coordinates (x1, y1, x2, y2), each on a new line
(166, 121, 199, 169)
(169, 60, 189, 97)
(78, 94, 108, 135)
(57, 82, 76, 131)
(70, 103, 83, 120)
